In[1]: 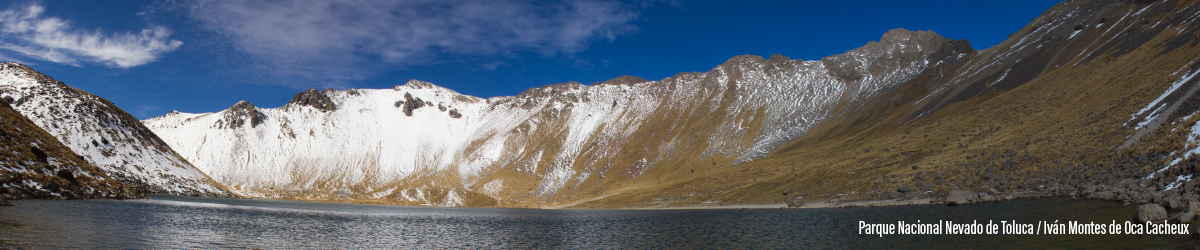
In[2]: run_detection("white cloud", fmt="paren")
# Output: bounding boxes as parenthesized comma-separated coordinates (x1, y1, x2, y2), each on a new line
(176, 0, 646, 86)
(0, 4, 182, 68)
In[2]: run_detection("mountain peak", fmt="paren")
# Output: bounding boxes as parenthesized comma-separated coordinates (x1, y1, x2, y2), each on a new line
(595, 75, 649, 86)
(822, 28, 973, 82)
(516, 81, 584, 100)
(221, 100, 266, 129)
(0, 62, 60, 88)
(287, 88, 337, 112)
(401, 79, 436, 89)
(231, 100, 255, 109)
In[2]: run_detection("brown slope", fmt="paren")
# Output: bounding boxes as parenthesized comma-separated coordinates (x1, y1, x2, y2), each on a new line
(577, 0, 1200, 208)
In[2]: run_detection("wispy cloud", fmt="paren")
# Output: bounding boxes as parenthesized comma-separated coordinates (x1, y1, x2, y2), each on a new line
(174, 0, 648, 87)
(0, 3, 182, 68)
(135, 104, 162, 117)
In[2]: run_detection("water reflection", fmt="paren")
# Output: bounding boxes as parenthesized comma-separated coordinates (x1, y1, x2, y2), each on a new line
(0, 195, 1194, 249)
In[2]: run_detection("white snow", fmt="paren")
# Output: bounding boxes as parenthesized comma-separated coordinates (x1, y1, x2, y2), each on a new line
(1128, 66, 1200, 129)
(144, 42, 945, 201)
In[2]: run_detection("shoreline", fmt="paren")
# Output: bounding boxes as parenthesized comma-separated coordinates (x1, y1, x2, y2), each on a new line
(16, 180, 1163, 212)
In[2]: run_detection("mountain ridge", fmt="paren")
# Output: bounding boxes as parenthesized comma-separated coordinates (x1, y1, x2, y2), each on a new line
(142, 28, 972, 206)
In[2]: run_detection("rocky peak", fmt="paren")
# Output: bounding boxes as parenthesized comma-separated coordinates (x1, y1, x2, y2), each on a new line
(0, 62, 62, 87)
(595, 75, 650, 86)
(220, 100, 267, 129)
(402, 79, 436, 89)
(517, 81, 584, 99)
(288, 88, 337, 112)
(822, 28, 973, 81)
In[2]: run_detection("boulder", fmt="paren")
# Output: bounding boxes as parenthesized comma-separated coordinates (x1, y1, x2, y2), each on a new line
(0, 197, 10, 206)
(978, 193, 994, 202)
(1137, 204, 1168, 223)
(1181, 212, 1196, 224)
(946, 190, 976, 205)
(896, 185, 914, 193)
(1190, 200, 1200, 214)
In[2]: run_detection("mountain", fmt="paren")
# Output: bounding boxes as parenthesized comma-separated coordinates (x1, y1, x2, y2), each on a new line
(146, 0, 1200, 208)
(0, 63, 233, 198)
(0, 100, 140, 200)
(144, 28, 970, 205)
(585, 0, 1200, 208)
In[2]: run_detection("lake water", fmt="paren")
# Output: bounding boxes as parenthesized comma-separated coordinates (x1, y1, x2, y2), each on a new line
(0, 195, 1194, 249)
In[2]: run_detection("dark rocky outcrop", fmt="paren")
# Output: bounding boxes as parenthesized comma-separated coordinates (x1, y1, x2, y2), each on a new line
(220, 101, 267, 128)
(288, 88, 337, 112)
(402, 93, 425, 116)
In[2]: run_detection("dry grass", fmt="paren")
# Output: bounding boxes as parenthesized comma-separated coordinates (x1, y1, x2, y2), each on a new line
(568, 0, 1200, 208)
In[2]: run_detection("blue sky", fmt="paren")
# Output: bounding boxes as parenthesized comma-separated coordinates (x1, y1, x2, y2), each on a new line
(0, 0, 1060, 119)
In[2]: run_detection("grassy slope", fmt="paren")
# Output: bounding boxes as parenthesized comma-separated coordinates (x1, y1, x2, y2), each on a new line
(576, 0, 1200, 208)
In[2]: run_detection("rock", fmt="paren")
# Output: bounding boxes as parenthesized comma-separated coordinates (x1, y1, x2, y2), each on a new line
(1181, 212, 1196, 224)
(221, 101, 268, 128)
(1190, 200, 1200, 214)
(0, 197, 10, 206)
(1137, 204, 1168, 223)
(946, 190, 976, 205)
(979, 193, 994, 202)
(402, 93, 426, 116)
(896, 185, 914, 193)
(1082, 184, 1097, 196)
(1169, 212, 1184, 222)
(288, 88, 337, 112)
(1170, 199, 1181, 210)
(1153, 192, 1163, 205)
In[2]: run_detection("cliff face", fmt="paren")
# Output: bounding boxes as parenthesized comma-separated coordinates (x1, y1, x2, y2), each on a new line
(0, 63, 234, 198)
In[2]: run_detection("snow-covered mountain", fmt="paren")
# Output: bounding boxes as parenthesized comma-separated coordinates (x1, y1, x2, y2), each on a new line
(0, 100, 140, 200)
(143, 29, 972, 205)
(0, 63, 233, 197)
